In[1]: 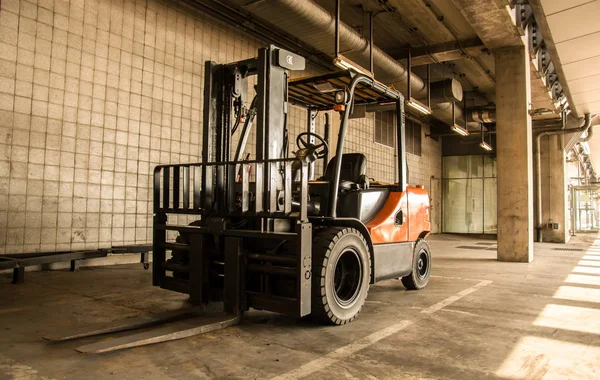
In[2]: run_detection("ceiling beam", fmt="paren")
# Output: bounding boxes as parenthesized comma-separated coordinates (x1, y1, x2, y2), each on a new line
(449, 0, 524, 50)
(454, 58, 496, 99)
(393, 38, 488, 66)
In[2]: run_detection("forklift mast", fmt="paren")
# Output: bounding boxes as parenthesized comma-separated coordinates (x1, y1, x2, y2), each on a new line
(153, 46, 314, 318)
(201, 46, 305, 219)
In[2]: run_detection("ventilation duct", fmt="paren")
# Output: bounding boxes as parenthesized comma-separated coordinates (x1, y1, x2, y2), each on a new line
(226, 0, 481, 126)
(468, 109, 496, 124)
(431, 103, 482, 130)
(430, 79, 463, 103)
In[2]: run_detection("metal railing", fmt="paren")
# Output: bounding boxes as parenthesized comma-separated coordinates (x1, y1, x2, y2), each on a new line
(153, 158, 309, 221)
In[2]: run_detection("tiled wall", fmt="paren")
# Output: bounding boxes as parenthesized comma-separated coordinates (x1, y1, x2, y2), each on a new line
(0, 0, 442, 255)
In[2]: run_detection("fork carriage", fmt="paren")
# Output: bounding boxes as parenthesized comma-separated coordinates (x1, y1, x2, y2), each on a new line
(153, 157, 313, 317)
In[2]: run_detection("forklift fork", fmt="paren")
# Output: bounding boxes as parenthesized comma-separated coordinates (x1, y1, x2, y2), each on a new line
(45, 222, 245, 354)
(43, 307, 242, 354)
(44, 231, 244, 354)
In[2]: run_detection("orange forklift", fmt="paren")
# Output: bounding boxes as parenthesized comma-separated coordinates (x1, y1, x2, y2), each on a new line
(46, 45, 431, 353)
(152, 44, 432, 323)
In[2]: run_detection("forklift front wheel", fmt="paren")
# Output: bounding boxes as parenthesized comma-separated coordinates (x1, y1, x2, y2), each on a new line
(312, 227, 371, 325)
(401, 239, 432, 290)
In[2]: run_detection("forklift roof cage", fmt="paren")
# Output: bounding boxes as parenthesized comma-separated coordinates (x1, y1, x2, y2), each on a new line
(287, 70, 407, 217)
(287, 71, 402, 110)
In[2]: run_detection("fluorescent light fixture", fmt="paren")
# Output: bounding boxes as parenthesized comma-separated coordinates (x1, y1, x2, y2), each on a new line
(313, 82, 336, 93)
(480, 141, 493, 151)
(333, 55, 372, 76)
(406, 97, 432, 115)
(451, 124, 469, 136)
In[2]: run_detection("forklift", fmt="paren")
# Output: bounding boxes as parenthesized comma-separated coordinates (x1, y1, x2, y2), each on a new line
(46, 45, 431, 353)
(154, 44, 432, 322)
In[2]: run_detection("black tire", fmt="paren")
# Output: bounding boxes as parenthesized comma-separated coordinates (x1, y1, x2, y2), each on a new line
(311, 227, 371, 325)
(402, 239, 431, 290)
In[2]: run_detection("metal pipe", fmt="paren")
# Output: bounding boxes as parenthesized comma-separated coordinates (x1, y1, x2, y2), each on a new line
(369, 12, 374, 74)
(229, 0, 474, 126)
(570, 183, 576, 236)
(334, 0, 340, 57)
(323, 113, 330, 174)
(535, 113, 592, 242)
(463, 92, 468, 130)
(426, 64, 431, 108)
(579, 115, 599, 142)
(328, 75, 377, 217)
(407, 48, 412, 100)
(397, 98, 406, 191)
(581, 125, 593, 142)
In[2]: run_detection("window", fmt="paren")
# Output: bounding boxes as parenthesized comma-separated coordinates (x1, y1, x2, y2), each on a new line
(406, 118, 421, 156)
(442, 155, 497, 234)
(374, 112, 421, 156)
(374, 111, 395, 148)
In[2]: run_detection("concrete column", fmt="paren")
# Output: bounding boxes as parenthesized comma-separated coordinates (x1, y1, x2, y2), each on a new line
(495, 46, 534, 262)
(539, 135, 569, 243)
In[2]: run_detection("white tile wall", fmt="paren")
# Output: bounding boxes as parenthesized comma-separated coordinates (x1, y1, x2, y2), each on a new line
(0, 0, 442, 255)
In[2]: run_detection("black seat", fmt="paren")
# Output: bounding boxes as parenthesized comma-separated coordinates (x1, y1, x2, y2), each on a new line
(325, 153, 368, 191)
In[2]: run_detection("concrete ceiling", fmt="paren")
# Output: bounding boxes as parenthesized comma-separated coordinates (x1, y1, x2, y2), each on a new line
(451, 0, 556, 111)
(540, 0, 600, 116)
(229, 0, 559, 121)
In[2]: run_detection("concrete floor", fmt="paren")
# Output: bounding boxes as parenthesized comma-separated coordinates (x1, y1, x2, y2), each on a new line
(1, 234, 599, 380)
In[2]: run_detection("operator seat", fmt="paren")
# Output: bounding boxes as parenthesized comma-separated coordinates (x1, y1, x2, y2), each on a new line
(325, 153, 369, 191)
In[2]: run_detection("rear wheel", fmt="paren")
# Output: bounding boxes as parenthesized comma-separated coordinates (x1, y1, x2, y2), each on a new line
(311, 227, 371, 325)
(401, 239, 431, 290)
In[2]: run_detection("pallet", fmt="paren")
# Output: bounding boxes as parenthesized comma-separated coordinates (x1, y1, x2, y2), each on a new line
(0, 244, 152, 284)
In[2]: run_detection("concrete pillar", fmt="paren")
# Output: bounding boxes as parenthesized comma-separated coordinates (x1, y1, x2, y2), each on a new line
(495, 46, 534, 262)
(539, 135, 569, 243)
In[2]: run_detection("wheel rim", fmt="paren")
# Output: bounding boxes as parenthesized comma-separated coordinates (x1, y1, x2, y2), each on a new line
(416, 249, 429, 279)
(333, 248, 362, 307)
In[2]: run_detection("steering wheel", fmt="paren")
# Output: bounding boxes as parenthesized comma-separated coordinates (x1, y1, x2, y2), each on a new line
(296, 132, 329, 159)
